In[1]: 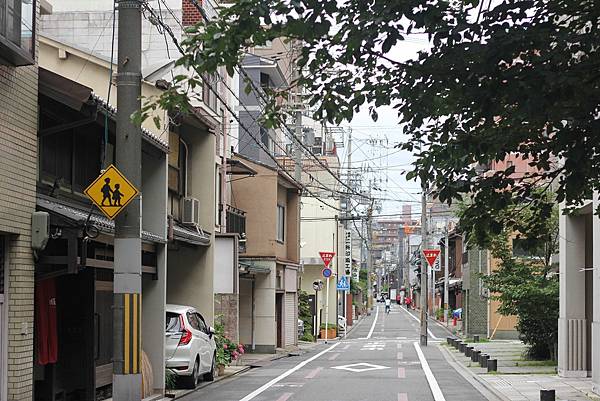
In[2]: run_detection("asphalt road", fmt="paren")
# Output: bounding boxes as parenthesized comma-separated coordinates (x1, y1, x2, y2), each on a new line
(182, 304, 492, 401)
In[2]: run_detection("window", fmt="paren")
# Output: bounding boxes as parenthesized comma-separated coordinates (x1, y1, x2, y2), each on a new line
(260, 72, 270, 89)
(168, 131, 188, 220)
(165, 312, 181, 332)
(0, 0, 35, 66)
(277, 204, 285, 242)
(202, 72, 218, 111)
(186, 312, 201, 331)
(195, 313, 208, 334)
(259, 126, 270, 149)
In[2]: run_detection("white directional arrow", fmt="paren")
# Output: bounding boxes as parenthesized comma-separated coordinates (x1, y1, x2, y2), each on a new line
(331, 363, 390, 373)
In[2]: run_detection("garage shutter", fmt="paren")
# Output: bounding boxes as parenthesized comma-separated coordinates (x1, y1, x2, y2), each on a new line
(284, 293, 296, 346)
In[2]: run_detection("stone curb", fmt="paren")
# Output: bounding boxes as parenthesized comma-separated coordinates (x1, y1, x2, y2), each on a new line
(166, 365, 252, 400)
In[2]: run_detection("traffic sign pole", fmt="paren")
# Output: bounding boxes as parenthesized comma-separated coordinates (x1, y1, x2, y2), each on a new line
(324, 275, 330, 344)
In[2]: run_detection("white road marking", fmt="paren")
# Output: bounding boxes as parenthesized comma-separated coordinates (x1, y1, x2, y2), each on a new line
(238, 343, 340, 401)
(366, 306, 379, 339)
(400, 306, 440, 340)
(397, 352, 403, 360)
(397, 343, 403, 349)
(328, 353, 340, 361)
(413, 342, 446, 401)
(361, 341, 385, 351)
(397, 367, 406, 378)
(342, 344, 350, 350)
(398, 393, 409, 401)
(331, 362, 390, 373)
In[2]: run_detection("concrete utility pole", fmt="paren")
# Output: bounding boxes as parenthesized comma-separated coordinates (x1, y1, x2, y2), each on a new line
(294, 110, 302, 182)
(444, 217, 450, 326)
(419, 181, 428, 346)
(114, 1, 143, 399)
(366, 203, 374, 310)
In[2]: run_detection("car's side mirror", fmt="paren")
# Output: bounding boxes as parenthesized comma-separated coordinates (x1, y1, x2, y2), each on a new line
(208, 326, 215, 338)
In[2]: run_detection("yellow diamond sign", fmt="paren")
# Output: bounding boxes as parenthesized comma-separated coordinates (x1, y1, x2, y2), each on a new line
(84, 165, 139, 220)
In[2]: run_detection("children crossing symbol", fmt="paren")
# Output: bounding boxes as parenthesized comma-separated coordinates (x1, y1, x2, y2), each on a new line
(85, 164, 139, 220)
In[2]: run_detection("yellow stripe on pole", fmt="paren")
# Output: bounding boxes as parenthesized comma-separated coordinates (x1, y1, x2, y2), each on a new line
(124, 294, 130, 374)
(133, 293, 138, 374)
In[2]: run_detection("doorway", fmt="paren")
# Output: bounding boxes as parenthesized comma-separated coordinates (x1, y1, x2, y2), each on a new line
(275, 294, 283, 348)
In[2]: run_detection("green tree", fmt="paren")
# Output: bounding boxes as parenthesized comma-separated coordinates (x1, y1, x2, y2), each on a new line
(478, 203, 559, 360)
(298, 291, 314, 341)
(141, 0, 600, 232)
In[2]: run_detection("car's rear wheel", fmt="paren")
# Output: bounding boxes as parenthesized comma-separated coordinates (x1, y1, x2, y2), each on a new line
(203, 353, 216, 381)
(181, 358, 200, 389)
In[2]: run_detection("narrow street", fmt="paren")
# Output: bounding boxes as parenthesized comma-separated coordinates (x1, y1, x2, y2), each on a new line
(182, 305, 491, 401)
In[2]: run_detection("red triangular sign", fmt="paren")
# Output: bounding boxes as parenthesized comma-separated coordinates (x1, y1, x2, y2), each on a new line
(319, 251, 335, 268)
(423, 249, 441, 268)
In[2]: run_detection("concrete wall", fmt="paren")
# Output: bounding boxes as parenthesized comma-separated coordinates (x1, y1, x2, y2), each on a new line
(231, 158, 278, 257)
(167, 124, 217, 324)
(0, 8, 39, 400)
(300, 265, 337, 332)
(214, 236, 239, 343)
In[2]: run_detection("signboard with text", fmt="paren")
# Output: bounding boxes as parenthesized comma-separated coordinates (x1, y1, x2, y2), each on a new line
(319, 251, 335, 268)
(343, 230, 354, 286)
(422, 249, 441, 269)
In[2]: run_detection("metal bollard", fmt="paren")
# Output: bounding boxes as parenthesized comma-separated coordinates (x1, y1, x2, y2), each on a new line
(479, 353, 489, 368)
(487, 359, 497, 372)
(447, 337, 453, 345)
(471, 350, 480, 362)
(540, 389, 555, 401)
(473, 335, 480, 342)
(459, 342, 466, 353)
(465, 346, 473, 357)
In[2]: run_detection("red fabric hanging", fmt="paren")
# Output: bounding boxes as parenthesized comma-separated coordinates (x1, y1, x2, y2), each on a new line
(36, 278, 58, 365)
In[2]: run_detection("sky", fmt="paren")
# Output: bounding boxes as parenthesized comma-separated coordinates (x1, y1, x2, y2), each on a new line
(342, 38, 431, 219)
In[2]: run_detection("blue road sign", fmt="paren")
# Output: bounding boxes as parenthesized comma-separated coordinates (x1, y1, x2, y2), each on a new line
(337, 275, 350, 291)
(322, 268, 332, 278)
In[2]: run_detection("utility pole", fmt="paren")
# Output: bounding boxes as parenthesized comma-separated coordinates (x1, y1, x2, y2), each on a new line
(344, 128, 352, 325)
(114, 0, 142, 400)
(366, 203, 374, 310)
(419, 181, 428, 346)
(294, 110, 302, 182)
(444, 217, 450, 326)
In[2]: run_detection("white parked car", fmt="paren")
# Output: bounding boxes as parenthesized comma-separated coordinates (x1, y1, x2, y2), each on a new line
(165, 304, 217, 388)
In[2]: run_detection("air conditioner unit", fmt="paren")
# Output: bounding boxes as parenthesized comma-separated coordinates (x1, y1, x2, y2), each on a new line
(181, 197, 200, 226)
(312, 146, 322, 155)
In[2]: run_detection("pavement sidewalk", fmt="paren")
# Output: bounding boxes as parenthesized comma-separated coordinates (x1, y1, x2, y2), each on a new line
(441, 339, 600, 401)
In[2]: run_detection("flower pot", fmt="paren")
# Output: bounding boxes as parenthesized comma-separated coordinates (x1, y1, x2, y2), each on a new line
(319, 328, 336, 339)
(217, 364, 226, 376)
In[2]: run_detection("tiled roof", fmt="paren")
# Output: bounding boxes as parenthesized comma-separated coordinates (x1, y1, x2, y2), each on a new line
(90, 92, 169, 153)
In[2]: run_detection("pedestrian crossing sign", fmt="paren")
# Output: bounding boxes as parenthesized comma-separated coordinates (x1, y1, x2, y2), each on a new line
(337, 275, 350, 291)
(84, 165, 139, 220)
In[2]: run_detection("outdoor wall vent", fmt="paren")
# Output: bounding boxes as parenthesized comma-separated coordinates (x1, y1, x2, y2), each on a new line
(181, 197, 200, 226)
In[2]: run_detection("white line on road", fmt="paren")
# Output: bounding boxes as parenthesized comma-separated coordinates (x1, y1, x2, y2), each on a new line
(397, 352, 403, 360)
(328, 353, 340, 361)
(238, 343, 340, 401)
(398, 393, 409, 401)
(397, 367, 406, 378)
(366, 306, 379, 339)
(342, 344, 350, 350)
(400, 307, 440, 340)
(413, 342, 446, 401)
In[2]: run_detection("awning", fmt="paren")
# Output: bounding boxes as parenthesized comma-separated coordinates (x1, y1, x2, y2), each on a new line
(239, 261, 271, 274)
(37, 195, 164, 243)
(172, 223, 211, 247)
(39, 67, 169, 153)
(434, 278, 462, 289)
(226, 158, 257, 176)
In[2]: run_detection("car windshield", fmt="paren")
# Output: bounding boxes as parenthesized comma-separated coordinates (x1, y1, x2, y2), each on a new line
(165, 312, 181, 332)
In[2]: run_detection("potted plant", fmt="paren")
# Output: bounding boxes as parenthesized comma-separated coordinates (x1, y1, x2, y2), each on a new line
(214, 320, 245, 376)
(164, 368, 177, 398)
(319, 323, 336, 339)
